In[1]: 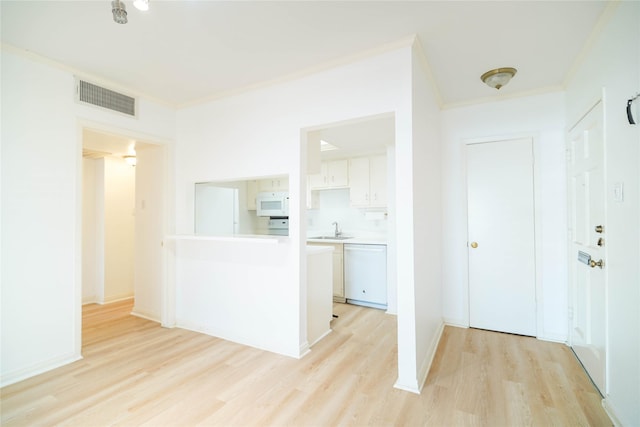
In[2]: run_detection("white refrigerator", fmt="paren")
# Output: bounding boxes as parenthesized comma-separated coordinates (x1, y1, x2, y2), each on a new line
(194, 184, 239, 235)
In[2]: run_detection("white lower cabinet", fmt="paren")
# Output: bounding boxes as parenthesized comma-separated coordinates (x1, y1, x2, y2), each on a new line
(344, 244, 387, 309)
(307, 242, 344, 302)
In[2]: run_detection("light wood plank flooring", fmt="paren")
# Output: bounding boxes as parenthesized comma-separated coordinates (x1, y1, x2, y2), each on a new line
(1, 300, 611, 426)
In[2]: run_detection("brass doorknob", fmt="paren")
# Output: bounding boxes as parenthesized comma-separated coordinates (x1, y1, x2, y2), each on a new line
(590, 259, 604, 269)
(470, 242, 478, 248)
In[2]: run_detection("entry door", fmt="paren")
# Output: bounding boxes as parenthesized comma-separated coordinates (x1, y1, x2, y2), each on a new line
(568, 101, 606, 395)
(467, 138, 536, 336)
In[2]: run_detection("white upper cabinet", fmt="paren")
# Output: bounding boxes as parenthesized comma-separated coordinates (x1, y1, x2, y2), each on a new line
(368, 155, 387, 207)
(247, 176, 288, 210)
(258, 177, 289, 192)
(309, 160, 349, 190)
(348, 155, 387, 207)
(348, 157, 370, 206)
(246, 180, 259, 210)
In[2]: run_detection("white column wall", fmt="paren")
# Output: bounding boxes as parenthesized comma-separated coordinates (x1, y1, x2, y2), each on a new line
(565, 2, 640, 425)
(0, 49, 175, 386)
(410, 45, 443, 391)
(440, 92, 568, 342)
(173, 46, 439, 381)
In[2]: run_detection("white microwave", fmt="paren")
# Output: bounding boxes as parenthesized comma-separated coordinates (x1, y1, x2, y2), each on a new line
(256, 191, 289, 217)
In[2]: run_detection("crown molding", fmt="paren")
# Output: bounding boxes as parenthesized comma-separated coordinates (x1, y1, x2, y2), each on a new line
(562, 1, 620, 88)
(441, 85, 565, 111)
(178, 35, 417, 109)
(411, 36, 445, 109)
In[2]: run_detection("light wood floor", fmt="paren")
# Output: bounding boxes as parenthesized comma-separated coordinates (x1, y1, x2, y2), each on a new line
(1, 300, 611, 426)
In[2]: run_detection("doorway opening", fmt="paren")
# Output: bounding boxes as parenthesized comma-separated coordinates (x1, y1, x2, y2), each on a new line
(80, 126, 167, 350)
(302, 112, 397, 329)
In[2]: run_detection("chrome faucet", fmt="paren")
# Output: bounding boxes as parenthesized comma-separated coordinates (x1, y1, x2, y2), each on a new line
(332, 221, 341, 237)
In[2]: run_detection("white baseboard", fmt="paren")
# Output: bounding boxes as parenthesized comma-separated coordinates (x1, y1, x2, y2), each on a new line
(394, 320, 445, 395)
(536, 332, 567, 344)
(298, 342, 311, 359)
(308, 329, 332, 348)
(417, 320, 445, 392)
(602, 398, 624, 427)
(102, 295, 134, 305)
(130, 307, 160, 323)
(0, 352, 82, 388)
(393, 380, 420, 394)
(443, 318, 469, 328)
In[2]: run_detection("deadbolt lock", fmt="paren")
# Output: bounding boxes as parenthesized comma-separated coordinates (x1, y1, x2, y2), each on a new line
(470, 242, 478, 248)
(595, 225, 604, 233)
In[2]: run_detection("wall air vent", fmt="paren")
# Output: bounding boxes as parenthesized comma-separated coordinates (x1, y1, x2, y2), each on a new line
(76, 79, 136, 117)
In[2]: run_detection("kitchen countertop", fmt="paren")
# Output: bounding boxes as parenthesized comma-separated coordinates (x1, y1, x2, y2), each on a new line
(306, 236, 387, 245)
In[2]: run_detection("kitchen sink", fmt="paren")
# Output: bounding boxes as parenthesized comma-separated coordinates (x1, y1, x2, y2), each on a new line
(309, 236, 353, 240)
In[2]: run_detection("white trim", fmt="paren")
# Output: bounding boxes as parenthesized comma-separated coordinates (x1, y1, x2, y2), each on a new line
(77, 118, 174, 344)
(602, 398, 624, 427)
(393, 321, 445, 395)
(444, 318, 469, 328)
(0, 353, 82, 388)
(178, 36, 416, 109)
(536, 333, 567, 344)
(102, 294, 135, 305)
(416, 321, 445, 392)
(130, 309, 161, 323)
(298, 342, 311, 360)
(307, 329, 332, 348)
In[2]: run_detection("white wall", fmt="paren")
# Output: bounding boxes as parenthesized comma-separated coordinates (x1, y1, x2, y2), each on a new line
(565, 2, 640, 425)
(83, 156, 135, 304)
(404, 44, 443, 391)
(173, 44, 441, 389)
(82, 158, 99, 303)
(441, 92, 568, 342)
(103, 156, 135, 302)
(0, 48, 175, 386)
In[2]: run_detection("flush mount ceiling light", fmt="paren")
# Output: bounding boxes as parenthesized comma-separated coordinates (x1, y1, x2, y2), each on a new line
(111, 0, 127, 24)
(481, 67, 517, 90)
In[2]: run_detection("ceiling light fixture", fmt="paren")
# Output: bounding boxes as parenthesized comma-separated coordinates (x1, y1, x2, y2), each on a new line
(133, 0, 149, 11)
(112, 0, 128, 24)
(481, 67, 517, 90)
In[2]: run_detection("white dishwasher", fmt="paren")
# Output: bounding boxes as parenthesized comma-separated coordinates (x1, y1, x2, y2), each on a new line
(344, 244, 387, 309)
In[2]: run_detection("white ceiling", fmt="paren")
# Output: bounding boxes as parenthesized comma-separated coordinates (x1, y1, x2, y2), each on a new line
(1, 1, 609, 108)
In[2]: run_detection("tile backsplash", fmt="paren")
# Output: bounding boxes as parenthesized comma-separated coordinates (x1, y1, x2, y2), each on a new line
(307, 188, 387, 236)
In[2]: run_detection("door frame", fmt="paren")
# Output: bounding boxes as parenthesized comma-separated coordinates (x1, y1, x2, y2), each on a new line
(463, 134, 544, 337)
(75, 118, 175, 355)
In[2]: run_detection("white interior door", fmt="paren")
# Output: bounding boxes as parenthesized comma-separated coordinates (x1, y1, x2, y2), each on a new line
(568, 101, 606, 395)
(467, 138, 536, 336)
